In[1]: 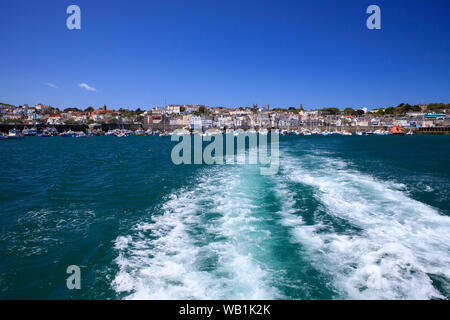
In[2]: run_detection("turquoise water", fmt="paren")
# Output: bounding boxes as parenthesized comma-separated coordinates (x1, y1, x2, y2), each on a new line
(0, 135, 449, 299)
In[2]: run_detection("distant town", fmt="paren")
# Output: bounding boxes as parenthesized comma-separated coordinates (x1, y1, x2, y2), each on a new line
(1, 102, 449, 131)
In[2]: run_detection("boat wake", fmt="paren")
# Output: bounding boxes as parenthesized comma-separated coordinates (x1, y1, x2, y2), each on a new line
(112, 148, 450, 300)
(275, 150, 450, 299)
(112, 165, 281, 299)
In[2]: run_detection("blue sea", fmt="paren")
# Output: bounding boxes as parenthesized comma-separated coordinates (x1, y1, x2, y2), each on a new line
(0, 135, 449, 299)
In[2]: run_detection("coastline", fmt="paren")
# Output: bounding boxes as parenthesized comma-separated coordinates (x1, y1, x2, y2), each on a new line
(1, 123, 449, 135)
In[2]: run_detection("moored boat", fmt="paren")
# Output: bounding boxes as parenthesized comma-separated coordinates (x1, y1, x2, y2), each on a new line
(105, 130, 117, 136)
(205, 128, 222, 136)
(8, 129, 24, 139)
(38, 129, 52, 137)
(135, 128, 146, 136)
(259, 128, 269, 135)
(171, 128, 191, 136)
(22, 127, 37, 136)
(390, 126, 405, 136)
(75, 131, 87, 138)
(60, 130, 78, 138)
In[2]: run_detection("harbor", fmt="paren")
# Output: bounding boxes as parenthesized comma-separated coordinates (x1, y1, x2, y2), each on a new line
(2, 123, 450, 139)
(0, 125, 418, 138)
(2, 102, 449, 139)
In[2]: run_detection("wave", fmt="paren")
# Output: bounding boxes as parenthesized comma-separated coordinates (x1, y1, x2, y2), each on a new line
(275, 150, 450, 299)
(112, 147, 450, 300)
(112, 165, 281, 300)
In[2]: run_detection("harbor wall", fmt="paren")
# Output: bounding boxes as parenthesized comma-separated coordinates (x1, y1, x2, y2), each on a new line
(1, 124, 449, 135)
(0, 123, 143, 133)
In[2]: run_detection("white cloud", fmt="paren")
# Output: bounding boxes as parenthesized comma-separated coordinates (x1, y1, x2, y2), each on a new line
(45, 82, 58, 88)
(78, 83, 97, 92)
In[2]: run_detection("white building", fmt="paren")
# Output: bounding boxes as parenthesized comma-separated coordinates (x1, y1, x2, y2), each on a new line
(190, 116, 202, 129)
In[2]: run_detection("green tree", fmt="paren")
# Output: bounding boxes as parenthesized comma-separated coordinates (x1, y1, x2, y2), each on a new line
(64, 107, 80, 112)
(343, 107, 356, 115)
(384, 107, 395, 115)
(320, 108, 340, 115)
(427, 103, 449, 112)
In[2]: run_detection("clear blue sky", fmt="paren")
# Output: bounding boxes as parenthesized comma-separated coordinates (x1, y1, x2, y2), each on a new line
(1, 0, 449, 110)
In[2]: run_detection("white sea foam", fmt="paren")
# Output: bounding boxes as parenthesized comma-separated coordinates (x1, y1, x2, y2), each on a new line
(112, 147, 450, 300)
(276, 151, 450, 299)
(112, 166, 280, 300)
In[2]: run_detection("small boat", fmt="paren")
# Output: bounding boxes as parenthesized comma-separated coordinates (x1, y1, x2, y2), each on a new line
(259, 128, 269, 136)
(406, 130, 414, 136)
(135, 128, 146, 136)
(105, 130, 116, 136)
(374, 129, 390, 135)
(172, 128, 191, 136)
(116, 131, 129, 137)
(8, 129, 24, 139)
(355, 131, 363, 136)
(39, 130, 52, 137)
(60, 130, 78, 138)
(22, 127, 37, 136)
(205, 128, 222, 136)
(390, 126, 405, 136)
(0, 133, 6, 140)
(341, 130, 352, 136)
(75, 131, 87, 138)
(47, 127, 59, 136)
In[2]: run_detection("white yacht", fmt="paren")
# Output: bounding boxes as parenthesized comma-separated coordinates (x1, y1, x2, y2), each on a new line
(259, 128, 268, 135)
(22, 127, 37, 136)
(172, 128, 191, 136)
(135, 128, 146, 135)
(8, 129, 24, 139)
